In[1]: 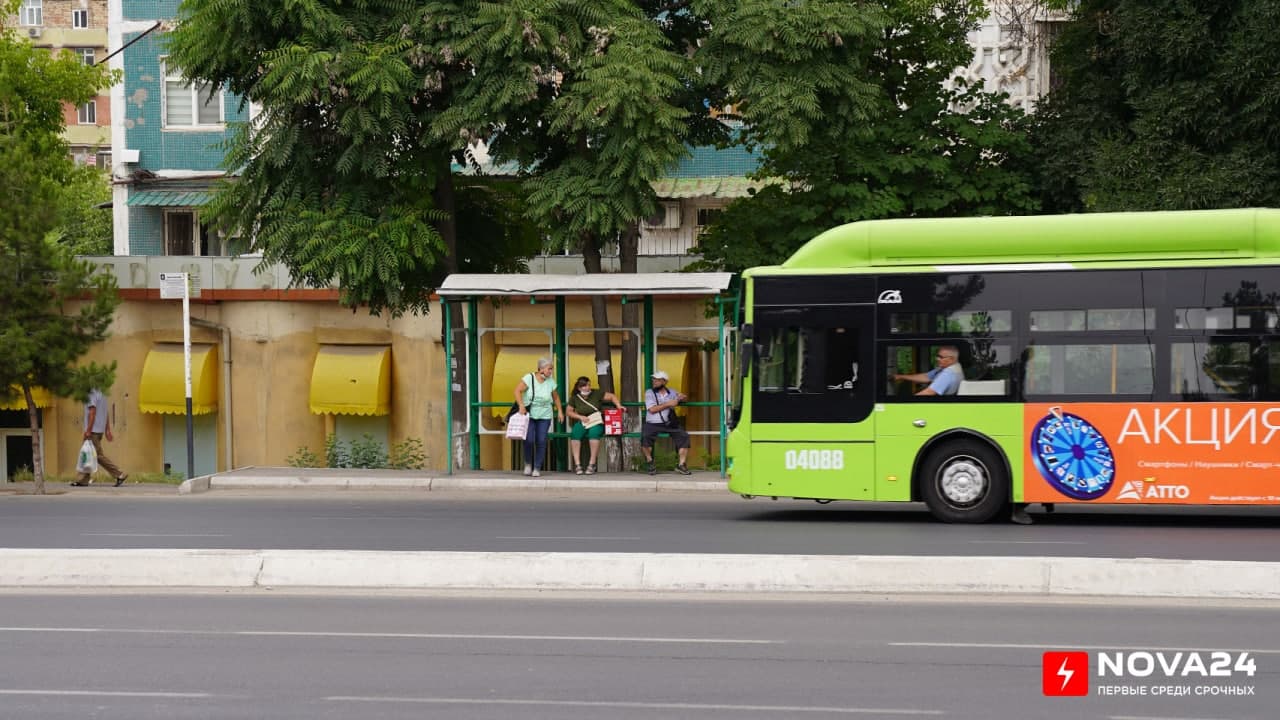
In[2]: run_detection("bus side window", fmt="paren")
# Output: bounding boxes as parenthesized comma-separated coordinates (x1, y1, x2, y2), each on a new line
(1025, 342, 1155, 396)
(757, 327, 803, 393)
(823, 327, 859, 391)
(1269, 341, 1280, 399)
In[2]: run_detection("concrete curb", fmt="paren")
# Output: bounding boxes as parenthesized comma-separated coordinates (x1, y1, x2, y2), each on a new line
(3, 549, 1280, 599)
(181, 471, 726, 494)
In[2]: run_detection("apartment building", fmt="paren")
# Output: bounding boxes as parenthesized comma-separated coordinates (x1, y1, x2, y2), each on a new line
(13, 0, 111, 165)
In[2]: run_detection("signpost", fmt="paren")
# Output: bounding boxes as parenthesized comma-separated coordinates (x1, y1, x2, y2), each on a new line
(158, 272, 195, 481)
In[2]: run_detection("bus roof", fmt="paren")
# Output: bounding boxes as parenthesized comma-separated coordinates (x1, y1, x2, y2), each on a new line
(777, 208, 1280, 271)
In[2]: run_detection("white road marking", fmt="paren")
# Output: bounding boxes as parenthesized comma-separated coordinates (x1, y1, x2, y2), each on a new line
(496, 536, 642, 540)
(0, 627, 776, 644)
(80, 533, 229, 538)
(325, 696, 942, 714)
(0, 690, 211, 698)
(967, 540, 1087, 545)
(891, 642, 1280, 654)
(1110, 716, 1236, 720)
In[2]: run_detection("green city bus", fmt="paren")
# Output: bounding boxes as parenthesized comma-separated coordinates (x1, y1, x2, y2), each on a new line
(725, 209, 1280, 523)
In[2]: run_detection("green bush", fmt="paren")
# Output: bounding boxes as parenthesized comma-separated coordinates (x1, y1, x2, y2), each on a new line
(349, 433, 388, 469)
(289, 434, 428, 470)
(388, 438, 427, 470)
(286, 446, 321, 468)
(324, 434, 350, 469)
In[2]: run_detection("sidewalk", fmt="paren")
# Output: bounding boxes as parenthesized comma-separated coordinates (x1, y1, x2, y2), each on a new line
(178, 467, 728, 494)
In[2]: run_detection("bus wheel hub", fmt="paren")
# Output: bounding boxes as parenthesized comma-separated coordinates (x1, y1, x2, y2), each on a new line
(939, 458, 988, 505)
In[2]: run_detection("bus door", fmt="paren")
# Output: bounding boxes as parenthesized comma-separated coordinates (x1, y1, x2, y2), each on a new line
(749, 304, 876, 500)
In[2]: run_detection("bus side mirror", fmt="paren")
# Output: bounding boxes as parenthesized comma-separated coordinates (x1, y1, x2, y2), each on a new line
(740, 340, 754, 379)
(740, 323, 753, 341)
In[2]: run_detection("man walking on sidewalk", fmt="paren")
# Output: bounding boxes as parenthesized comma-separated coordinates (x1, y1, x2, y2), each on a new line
(72, 387, 128, 487)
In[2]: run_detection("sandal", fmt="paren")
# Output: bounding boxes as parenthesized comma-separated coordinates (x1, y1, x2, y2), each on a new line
(575, 465, 584, 475)
(585, 464, 597, 475)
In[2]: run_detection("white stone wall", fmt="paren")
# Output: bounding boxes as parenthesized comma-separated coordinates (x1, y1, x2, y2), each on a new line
(955, 2, 1068, 111)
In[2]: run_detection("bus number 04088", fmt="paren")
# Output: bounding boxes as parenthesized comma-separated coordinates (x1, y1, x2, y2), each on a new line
(784, 450, 845, 471)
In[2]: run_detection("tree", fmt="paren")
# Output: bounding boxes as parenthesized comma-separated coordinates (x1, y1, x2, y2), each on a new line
(1031, 0, 1280, 212)
(0, 4, 120, 493)
(440, 2, 697, 469)
(167, 0, 540, 317)
(692, 0, 1040, 274)
(55, 165, 114, 256)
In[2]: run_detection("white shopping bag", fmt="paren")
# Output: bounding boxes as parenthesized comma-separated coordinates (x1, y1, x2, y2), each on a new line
(505, 412, 530, 440)
(76, 439, 98, 475)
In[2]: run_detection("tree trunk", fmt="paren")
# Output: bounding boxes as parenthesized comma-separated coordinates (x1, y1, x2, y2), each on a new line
(23, 384, 44, 495)
(581, 232, 615, 394)
(582, 230, 619, 471)
(434, 165, 469, 471)
(618, 221, 641, 469)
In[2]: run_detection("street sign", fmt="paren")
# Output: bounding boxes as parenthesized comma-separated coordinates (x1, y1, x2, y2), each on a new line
(159, 272, 187, 299)
(158, 272, 196, 481)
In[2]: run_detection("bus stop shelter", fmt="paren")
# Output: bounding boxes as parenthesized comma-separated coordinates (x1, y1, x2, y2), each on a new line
(437, 273, 737, 476)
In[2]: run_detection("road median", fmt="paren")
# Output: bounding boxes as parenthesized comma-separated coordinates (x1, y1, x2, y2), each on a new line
(2, 549, 1278, 599)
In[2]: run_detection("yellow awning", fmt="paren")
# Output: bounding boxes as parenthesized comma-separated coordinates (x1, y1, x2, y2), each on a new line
(138, 344, 219, 415)
(310, 345, 391, 416)
(0, 386, 53, 410)
(488, 347, 696, 420)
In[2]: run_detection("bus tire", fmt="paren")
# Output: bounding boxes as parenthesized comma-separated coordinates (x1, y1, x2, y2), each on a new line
(919, 439, 1008, 524)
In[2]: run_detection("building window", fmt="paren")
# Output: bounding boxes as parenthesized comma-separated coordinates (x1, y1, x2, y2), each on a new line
(96, 151, 111, 168)
(164, 210, 222, 256)
(162, 59, 223, 128)
(72, 8, 89, 29)
(695, 207, 723, 235)
(20, 0, 42, 26)
(76, 47, 95, 66)
(77, 101, 96, 125)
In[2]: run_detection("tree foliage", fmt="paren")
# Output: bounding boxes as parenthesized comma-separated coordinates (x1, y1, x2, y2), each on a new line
(0, 2, 120, 492)
(692, 0, 1039, 273)
(439, 1, 693, 250)
(167, 0, 539, 316)
(1031, 0, 1280, 212)
(55, 165, 114, 256)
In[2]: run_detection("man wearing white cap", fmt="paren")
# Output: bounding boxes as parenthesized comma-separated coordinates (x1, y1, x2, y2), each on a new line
(641, 370, 691, 475)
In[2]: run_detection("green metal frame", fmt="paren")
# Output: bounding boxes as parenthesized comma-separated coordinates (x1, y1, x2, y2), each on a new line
(440, 289, 734, 476)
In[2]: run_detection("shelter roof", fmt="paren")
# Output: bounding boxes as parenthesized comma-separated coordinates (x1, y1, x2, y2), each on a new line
(438, 273, 734, 298)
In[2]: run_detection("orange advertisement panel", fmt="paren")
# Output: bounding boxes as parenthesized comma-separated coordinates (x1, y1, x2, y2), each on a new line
(1023, 403, 1280, 505)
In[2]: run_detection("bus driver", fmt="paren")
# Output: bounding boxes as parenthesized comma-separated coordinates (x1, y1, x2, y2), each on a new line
(893, 346, 963, 397)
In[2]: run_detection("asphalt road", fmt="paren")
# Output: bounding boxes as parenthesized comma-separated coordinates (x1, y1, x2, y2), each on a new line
(1, 492, 1278, 559)
(0, 592, 1275, 720)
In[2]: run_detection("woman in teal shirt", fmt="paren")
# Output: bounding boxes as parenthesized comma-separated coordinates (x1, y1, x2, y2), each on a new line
(514, 358, 562, 476)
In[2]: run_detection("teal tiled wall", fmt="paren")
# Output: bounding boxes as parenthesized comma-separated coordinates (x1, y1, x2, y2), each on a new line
(128, 205, 164, 256)
(123, 1, 184, 22)
(122, 32, 246, 173)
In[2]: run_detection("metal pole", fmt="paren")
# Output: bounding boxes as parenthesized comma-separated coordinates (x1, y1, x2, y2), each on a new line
(442, 297, 453, 475)
(643, 295, 654, 381)
(182, 276, 194, 481)
(717, 295, 726, 478)
(554, 296, 567, 468)
(467, 298, 480, 471)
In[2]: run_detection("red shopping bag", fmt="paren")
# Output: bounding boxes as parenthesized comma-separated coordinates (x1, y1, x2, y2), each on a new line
(603, 408, 624, 436)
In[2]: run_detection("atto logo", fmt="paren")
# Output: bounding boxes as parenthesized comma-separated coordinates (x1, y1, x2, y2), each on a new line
(1117, 479, 1191, 501)
(1043, 651, 1089, 696)
(1117, 481, 1144, 500)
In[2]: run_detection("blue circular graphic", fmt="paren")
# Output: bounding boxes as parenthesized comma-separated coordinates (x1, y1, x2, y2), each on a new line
(1031, 409, 1116, 501)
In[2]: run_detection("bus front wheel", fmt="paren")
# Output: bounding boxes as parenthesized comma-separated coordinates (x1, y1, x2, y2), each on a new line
(919, 440, 1008, 523)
